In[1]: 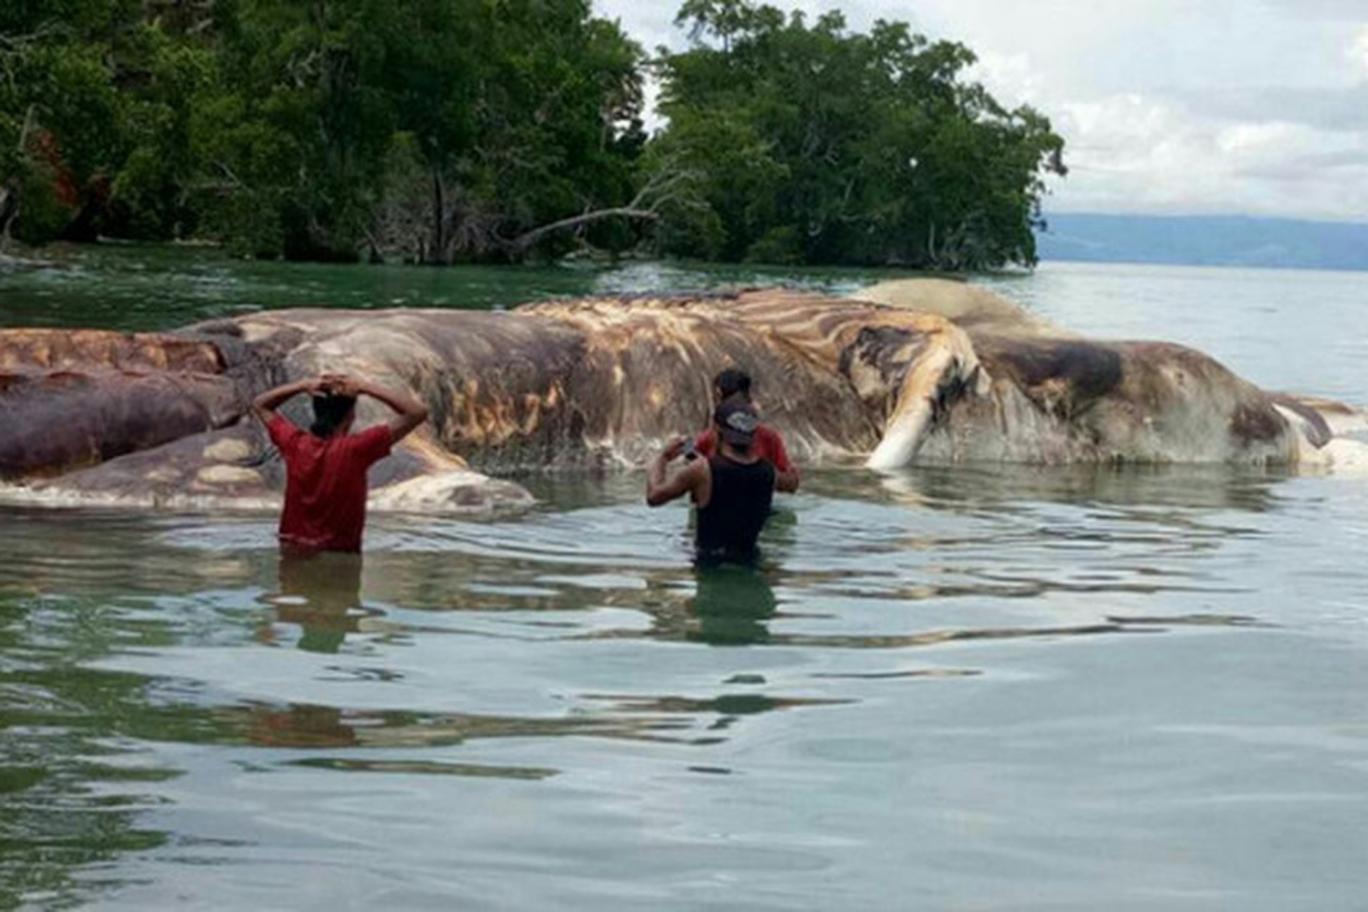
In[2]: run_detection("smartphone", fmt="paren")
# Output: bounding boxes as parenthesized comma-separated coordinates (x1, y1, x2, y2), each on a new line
(682, 439, 698, 461)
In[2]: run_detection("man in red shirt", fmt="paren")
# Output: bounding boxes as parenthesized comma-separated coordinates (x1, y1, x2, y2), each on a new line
(252, 373, 429, 552)
(693, 368, 799, 493)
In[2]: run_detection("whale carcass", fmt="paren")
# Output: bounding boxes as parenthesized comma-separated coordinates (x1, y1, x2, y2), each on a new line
(0, 282, 1359, 513)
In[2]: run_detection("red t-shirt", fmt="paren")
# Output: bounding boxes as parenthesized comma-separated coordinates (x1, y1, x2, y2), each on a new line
(267, 415, 393, 552)
(694, 424, 794, 473)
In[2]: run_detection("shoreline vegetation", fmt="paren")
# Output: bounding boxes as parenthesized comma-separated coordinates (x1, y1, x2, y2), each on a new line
(0, 0, 1065, 272)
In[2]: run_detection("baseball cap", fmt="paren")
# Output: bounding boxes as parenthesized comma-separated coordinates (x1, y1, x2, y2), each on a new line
(714, 399, 760, 447)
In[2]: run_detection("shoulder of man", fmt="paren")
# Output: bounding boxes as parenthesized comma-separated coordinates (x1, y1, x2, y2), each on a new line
(756, 423, 788, 453)
(266, 414, 303, 451)
(757, 424, 782, 441)
(756, 424, 793, 471)
(345, 423, 394, 466)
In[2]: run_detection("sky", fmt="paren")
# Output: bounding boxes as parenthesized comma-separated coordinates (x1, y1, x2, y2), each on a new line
(593, 0, 1368, 222)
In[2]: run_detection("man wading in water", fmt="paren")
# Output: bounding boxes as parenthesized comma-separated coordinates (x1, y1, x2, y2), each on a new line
(694, 368, 800, 493)
(646, 398, 776, 565)
(253, 374, 428, 553)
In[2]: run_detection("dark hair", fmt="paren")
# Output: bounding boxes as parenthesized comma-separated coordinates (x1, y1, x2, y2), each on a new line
(713, 367, 752, 400)
(309, 394, 356, 437)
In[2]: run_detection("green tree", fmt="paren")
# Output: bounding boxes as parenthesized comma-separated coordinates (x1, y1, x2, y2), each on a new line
(1, 0, 653, 262)
(189, 0, 400, 259)
(1, 1, 124, 244)
(190, 0, 650, 263)
(2, 0, 1065, 270)
(0, 0, 215, 246)
(650, 1, 1067, 269)
(375, 0, 650, 263)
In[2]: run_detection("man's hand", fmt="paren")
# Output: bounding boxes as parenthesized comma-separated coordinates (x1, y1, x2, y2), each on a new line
(647, 436, 706, 507)
(253, 377, 319, 425)
(343, 377, 429, 443)
(661, 435, 688, 462)
(318, 373, 360, 398)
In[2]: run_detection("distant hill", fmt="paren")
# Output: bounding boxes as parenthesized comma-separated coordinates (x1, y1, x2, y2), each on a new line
(1035, 213, 1368, 271)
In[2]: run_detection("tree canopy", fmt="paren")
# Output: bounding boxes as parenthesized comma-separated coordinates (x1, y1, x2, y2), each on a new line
(0, 0, 1066, 270)
(651, 0, 1067, 268)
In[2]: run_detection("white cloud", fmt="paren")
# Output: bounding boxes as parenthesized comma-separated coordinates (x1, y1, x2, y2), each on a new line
(1044, 93, 1368, 220)
(968, 50, 1043, 108)
(1216, 121, 1307, 156)
(1351, 25, 1368, 76)
(594, 0, 1368, 221)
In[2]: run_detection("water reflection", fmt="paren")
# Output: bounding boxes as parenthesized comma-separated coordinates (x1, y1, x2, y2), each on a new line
(0, 455, 1349, 908)
(3, 254, 1365, 907)
(265, 550, 374, 653)
(0, 594, 173, 908)
(690, 564, 778, 646)
(231, 700, 713, 750)
(0, 245, 889, 332)
(283, 757, 558, 779)
(855, 462, 1287, 515)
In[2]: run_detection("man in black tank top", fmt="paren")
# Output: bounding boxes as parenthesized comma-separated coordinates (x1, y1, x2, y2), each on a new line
(646, 399, 776, 565)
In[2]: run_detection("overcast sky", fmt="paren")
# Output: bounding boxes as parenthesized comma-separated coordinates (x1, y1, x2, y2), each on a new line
(594, 0, 1368, 222)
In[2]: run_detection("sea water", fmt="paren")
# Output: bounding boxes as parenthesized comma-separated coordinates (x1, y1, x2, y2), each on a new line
(1, 251, 1366, 910)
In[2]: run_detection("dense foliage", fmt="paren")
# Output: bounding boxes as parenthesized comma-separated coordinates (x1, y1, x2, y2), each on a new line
(1, 0, 647, 262)
(651, 1, 1067, 268)
(0, 0, 1065, 269)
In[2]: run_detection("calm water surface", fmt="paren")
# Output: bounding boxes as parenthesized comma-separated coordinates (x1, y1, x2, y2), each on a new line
(2, 251, 1367, 910)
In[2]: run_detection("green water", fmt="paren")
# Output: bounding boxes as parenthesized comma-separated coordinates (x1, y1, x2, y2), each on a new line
(0, 242, 935, 331)
(2, 248, 1368, 910)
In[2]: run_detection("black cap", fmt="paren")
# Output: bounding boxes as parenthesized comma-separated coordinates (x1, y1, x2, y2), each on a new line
(714, 399, 759, 447)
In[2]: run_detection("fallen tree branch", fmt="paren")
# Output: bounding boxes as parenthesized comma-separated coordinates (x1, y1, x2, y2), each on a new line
(504, 207, 662, 254)
(499, 162, 707, 256)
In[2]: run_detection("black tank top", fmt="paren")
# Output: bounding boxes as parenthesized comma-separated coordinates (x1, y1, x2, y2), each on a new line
(696, 454, 775, 563)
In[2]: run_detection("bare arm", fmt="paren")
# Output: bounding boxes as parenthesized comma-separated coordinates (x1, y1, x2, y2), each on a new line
(768, 429, 800, 493)
(252, 378, 318, 425)
(354, 378, 429, 443)
(646, 437, 706, 506)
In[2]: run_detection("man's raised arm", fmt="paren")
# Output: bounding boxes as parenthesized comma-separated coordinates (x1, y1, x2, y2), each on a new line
(350, 378, 430, 443)
(646, 436, 704, 507)
(252, 378, 318, 425)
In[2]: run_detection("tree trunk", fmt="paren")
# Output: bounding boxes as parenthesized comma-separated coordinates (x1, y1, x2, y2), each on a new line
(429, 168, 446, 265)
(0, 182, 17, 249)
(1, 106, 37, 250)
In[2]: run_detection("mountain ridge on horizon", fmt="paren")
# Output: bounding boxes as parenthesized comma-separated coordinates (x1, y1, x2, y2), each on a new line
(1035, 212, 1368, 271)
